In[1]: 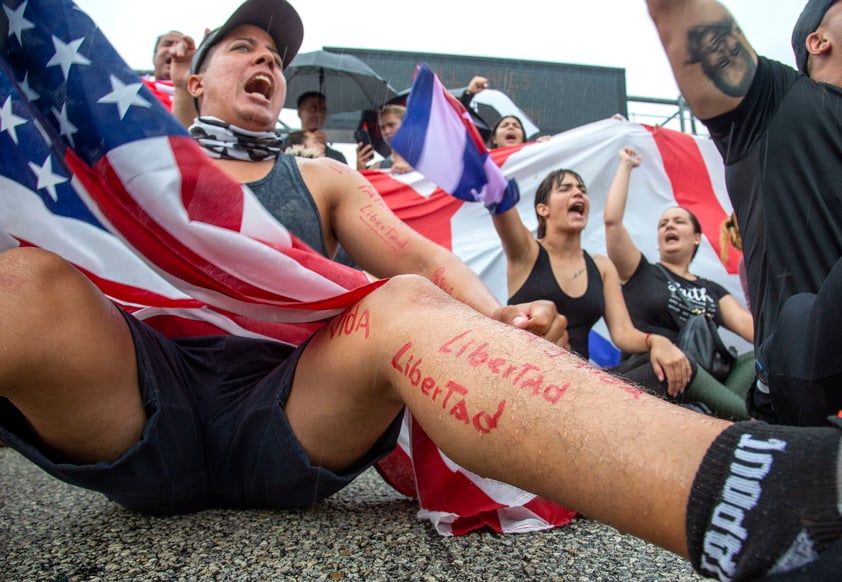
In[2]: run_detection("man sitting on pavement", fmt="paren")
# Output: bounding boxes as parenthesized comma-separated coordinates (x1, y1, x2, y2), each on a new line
(1, 2, 841, 581)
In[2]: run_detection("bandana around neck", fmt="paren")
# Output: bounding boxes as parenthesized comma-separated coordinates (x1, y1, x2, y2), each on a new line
(189, 116, 285, 162)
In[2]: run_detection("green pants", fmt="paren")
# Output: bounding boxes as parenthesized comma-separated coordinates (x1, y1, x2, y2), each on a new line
(682, 351, 755, 420)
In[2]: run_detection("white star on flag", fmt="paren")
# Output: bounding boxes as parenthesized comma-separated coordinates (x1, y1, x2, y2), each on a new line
(18, 72, 40, 102)
(0, 96, 27, 145)
(27, 155, 68, 201)
(97, 75, 150, 120)
(3, 1, 35, 45)
(52, 103, 78, 148)
(46, 35, 91, 80)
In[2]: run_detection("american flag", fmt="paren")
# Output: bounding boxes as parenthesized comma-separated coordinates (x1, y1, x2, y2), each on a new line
(0, 0, 382, 345)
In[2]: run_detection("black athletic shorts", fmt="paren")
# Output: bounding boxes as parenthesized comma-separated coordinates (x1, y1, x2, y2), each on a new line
(0, 311, 402, 514)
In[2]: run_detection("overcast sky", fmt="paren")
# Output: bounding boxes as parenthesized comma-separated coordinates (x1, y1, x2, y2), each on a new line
(75, 1, 806, 97)
(74, 0, 807, 132)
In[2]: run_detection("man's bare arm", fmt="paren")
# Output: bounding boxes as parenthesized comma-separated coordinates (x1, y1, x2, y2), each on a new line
(646, 0, 758, 119)
(168, 35, 200, 128)
(309, 159, 507, 312)
(299, 159, 568, 344)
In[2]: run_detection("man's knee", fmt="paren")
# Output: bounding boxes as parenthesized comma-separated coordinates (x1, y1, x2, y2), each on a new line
(1, 246, 75, 283)
(371, 274, 452, 311)
(0, 247, 93, 327)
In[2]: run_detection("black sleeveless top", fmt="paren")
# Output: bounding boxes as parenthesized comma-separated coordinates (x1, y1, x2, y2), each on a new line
(508, 247, 605, 359)
(245, 155, 328, 256)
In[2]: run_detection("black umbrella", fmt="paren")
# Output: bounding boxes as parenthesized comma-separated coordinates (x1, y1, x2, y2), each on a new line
(284, 50, 398, 114)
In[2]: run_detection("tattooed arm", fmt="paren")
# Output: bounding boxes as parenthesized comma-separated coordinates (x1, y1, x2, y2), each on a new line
(646, 0, 758, 119)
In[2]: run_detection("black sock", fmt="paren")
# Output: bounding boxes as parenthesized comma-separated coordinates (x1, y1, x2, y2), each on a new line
(686, 421, 842, 581)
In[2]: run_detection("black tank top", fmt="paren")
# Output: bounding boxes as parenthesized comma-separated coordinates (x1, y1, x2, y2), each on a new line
(246, 155, 328, 256)
(508, 247, 605, 359)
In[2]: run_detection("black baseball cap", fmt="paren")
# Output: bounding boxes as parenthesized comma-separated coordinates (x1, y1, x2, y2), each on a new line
(191, 0, 304, 74)
(792, 0, 836, 73)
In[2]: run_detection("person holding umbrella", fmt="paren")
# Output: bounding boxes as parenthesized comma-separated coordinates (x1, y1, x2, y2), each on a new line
(296, 91, 347, 164)
(285, 48, 400, 166)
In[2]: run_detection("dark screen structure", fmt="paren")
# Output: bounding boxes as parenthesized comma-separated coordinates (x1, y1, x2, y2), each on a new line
(318, 46, 628, 137)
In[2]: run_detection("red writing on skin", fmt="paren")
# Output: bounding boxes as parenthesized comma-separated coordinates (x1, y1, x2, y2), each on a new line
(620, 384, 643, 398)
(541, 345, 569, 359)
(329, 305, 371, 340)
(358, 204, 409, 251)
(439, 330, 570, 405)
(431, 267, 455, 296)
(359, 183, 386, 201)
(571, 360, 643, 399)
(391, 342, 506, 433)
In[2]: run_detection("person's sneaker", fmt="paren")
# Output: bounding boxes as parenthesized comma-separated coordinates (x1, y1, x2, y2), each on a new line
(746, 378, 777, 422)
(761, 537, 842, 580)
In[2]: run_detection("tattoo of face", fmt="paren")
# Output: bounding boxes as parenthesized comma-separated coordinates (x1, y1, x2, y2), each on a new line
(686, 17, 755, 98)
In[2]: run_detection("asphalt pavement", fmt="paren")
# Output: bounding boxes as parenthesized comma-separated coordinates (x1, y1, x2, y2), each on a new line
(1, 447, 704, 581)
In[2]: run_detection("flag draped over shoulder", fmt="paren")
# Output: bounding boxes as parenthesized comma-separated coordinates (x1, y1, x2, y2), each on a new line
(390, 63, 520, 215)
(0, 0, 568, 537)
(0, 0, 745, 540)
(0, 0, 381, 346)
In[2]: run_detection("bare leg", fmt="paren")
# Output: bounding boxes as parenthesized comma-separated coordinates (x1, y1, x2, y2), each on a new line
(286, 275, 729, 557)
(0, 248, 143, 462)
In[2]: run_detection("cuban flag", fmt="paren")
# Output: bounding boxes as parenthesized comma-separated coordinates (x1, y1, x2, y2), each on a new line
(390, 63, 520, 215)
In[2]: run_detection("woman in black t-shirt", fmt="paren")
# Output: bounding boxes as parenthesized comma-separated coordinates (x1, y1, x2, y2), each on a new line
(490, 165, 692, 394)
(603, 146, 755, 419)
